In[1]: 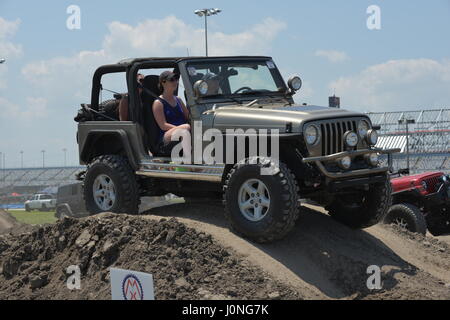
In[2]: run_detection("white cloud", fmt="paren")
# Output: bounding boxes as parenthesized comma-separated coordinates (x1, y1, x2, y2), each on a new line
(330, 58, 450, 111)
(0, 97, 48, 121)
(102, 16, 286, 57)
(315, 50, 348, 63)
(0, 17, 23, 89)
(0, 17, 23, 59)
(21, 16, 286, 102)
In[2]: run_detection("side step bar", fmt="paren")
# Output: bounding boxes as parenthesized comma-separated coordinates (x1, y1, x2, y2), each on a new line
(136, 160, 225, 182)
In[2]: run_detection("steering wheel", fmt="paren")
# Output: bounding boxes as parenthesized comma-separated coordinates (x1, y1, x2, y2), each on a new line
(233, 86, 253, 94)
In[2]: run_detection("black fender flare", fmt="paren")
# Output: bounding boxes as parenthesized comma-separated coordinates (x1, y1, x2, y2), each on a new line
(80, 129, 138, 169)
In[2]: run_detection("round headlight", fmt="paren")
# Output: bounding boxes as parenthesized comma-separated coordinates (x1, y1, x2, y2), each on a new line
(288, 76, 302, 91)
(304, 125, 320, 145)
(338, 156, 351, 170)
(366, 129, 378, 145)
(193, 80, 209, 96)
(358, 120, 370, 138)
(344, 131, 358, 147)
(365, 153, 379, 166)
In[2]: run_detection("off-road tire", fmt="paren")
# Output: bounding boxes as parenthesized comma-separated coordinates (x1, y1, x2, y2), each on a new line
(383, 203, 427, 235)
(84, 155, 139, 215)
(424, 208, 450, 236)
(55, 206, 71, 219)
(326, 174, 392, 229)
(41, 204, 48, 212)
(223, 158, 300, 243)
(25, 204, 30, 212)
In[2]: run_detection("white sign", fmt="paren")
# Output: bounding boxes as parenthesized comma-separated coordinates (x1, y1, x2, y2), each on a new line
(110, 268, 155, 300)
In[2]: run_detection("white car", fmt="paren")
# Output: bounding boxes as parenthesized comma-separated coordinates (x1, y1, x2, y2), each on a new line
(25, 194, 56, 211)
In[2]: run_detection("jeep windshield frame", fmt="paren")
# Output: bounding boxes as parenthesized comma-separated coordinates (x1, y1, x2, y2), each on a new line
(180, 57, 290, 105)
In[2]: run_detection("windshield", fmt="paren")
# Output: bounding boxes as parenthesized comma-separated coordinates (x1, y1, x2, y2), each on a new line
(185, 60, 287, 98)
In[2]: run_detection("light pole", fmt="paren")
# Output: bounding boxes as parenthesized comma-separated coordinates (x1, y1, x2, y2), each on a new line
(20, 151, 24, 168)
(398, 117, 415, 172)
(63, 148, 67, 167)
(41, 150, 45, 168)
(194, 8, 222, 57)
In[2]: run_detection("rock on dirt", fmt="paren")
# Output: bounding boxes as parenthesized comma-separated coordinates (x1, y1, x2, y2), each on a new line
(0, 213, 300, 300)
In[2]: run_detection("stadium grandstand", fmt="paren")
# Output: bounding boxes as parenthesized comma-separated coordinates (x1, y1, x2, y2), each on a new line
(367, 108, 450, 174)
(0, 166, 85, 209)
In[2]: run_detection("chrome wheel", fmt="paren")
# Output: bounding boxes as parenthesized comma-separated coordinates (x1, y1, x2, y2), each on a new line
(393, 217, 409, 230)
(238, 179, 271, 222)
(93, 174, 116, 211)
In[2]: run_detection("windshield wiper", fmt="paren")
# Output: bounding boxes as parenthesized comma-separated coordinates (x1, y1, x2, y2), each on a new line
(202, 94, 243, 105)
(237, 90, 275, 97)
(238, 90, 294, 106)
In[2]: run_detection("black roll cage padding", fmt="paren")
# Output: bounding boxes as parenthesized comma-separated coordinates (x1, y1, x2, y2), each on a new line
(91, 64, 127, 111)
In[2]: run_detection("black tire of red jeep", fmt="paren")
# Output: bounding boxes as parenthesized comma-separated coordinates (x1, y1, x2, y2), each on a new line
(223, 159, 300, 243)
(83, 155, 139, 215)
(327, 174, 392, 229)
(383, 203, 427, 235)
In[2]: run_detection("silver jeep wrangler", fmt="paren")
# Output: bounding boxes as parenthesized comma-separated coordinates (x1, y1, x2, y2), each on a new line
(75, 56, 399, 243)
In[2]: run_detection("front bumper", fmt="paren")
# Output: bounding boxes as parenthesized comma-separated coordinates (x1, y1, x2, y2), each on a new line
(302, 148, 401, 179)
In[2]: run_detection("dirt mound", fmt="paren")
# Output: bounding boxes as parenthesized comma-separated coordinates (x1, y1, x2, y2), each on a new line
(0, 210, 34, 236)
(140, 202, 450, 300)
(0, 214, 300, 300)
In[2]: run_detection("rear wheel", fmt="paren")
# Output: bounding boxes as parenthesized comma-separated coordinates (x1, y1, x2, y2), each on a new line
(326, 174, 392, 229)
(84, 155, 139, 215)
(223, 158, 300, 243)
(25, 204, 30, 212)
(383, 203, 427, 235)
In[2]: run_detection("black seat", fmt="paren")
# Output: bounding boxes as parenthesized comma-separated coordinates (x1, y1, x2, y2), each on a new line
(141, 75, 162, 155)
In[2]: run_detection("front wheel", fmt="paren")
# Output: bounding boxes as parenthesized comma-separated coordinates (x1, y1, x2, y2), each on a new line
(83, 155, 139, 215)
(383, 203, 427, 235)
(223, 159, 300, 243)
(326, 174, 392, 229)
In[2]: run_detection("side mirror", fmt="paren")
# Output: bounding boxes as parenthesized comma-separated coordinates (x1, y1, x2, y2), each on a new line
(287, 76, 302, 92)
(193, 80, 209, 97)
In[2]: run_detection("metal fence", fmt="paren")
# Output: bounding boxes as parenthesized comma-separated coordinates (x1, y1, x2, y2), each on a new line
(367, 108, 450, 174)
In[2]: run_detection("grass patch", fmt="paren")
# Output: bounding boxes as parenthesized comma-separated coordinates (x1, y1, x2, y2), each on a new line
(7, 210, 57, 225)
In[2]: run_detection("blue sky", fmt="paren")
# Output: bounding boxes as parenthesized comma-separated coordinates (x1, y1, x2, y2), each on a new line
(0, 0, 449, 168)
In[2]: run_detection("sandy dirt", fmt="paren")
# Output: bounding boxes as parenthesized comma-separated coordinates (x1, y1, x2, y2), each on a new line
(141, 201, 450, 300)
(0, 202, 449, 300)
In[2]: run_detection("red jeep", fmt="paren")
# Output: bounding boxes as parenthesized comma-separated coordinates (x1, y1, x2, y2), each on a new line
(384, 171, 450, 235)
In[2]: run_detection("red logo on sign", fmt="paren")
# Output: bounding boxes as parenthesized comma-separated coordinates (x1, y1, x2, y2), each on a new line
(122, 275, 143, 300)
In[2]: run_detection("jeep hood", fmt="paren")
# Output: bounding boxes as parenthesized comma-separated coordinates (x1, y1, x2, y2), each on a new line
(212, 104, 368, 132)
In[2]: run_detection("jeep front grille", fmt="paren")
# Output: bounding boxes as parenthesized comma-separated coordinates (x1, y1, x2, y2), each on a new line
(320, 120, 358, 156)
(423, 176, 441, 193)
